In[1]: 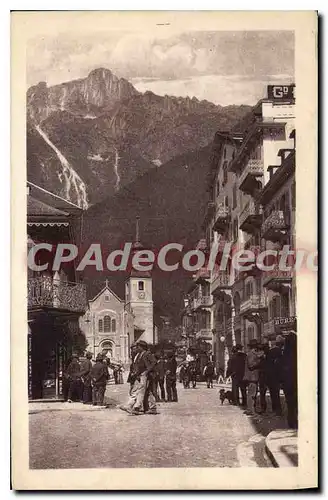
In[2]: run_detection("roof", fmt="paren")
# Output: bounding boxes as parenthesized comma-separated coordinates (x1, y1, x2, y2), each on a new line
(89, 284, 124, 304)
(129, 268, 152, 278)
(229, 120, 287, 173)
(27, 182, 83, 215)
(257, 151, 295, 205)
(27, 196, 69, 217)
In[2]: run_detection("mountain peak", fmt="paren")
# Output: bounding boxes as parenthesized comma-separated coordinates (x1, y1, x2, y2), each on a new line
(88, 67, 113, 79)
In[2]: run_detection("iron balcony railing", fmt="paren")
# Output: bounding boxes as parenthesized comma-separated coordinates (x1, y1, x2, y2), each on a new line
(215, 202, 230, 220)
(28, 277, 88, 314)
(239, 199, 262, 228)
(194, 266, 211, 282)
(240, 294, 267, 314)
(262, 265, 294, 285)
(194, 295, 212, 309)
(239, 159, 264, 189)
(211, 269, 230, 289)
(262, 210, 288, 235)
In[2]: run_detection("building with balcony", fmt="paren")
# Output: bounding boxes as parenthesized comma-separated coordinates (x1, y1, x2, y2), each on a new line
(182, 84, 296, 372)
(257, 129, 296, 339)
(27, 182, 88, 400)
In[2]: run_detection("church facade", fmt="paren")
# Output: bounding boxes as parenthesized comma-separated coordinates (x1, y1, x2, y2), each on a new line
(80, 282, 129, 364)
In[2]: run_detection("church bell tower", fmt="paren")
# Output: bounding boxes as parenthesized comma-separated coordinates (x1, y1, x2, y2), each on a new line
(125, 217, 154, 344)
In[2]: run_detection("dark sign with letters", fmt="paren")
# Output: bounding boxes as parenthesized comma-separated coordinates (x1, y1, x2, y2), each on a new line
(267, 84, 295, 101)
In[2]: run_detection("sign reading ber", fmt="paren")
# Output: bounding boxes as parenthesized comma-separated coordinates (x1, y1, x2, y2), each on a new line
(267, 84, 295, 101)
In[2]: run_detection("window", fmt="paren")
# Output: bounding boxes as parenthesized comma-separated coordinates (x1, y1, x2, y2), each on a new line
(247, 325, 254, 340)
(138, 281, 144, 291)
(104, 315, 111, 332)
(233, 219, 238, 241)
(281, 294, 290, 317)
(251, 143, 262, 160)
(105, 295, 110, 302)
(291, 182, 296, 210)
(111, 318, 116, 332)
(270, 296, 280, 319)
(232, 184, 237, 210)
(245, 282, 253, 299)
(222, 161, 228, 186)
(98, 319, 103, 332)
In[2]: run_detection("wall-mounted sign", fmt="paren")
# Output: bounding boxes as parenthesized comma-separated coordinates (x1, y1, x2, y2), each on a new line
(267, 85, 295, 101)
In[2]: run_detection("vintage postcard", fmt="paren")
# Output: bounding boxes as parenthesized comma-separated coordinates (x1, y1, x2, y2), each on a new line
(11, 10, 317, 490)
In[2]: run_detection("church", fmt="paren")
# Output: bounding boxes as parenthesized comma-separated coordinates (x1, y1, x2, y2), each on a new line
(80, 218, 157, 366)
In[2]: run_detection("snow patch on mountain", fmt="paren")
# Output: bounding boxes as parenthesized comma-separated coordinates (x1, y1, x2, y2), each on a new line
(35, 124, 89, 209)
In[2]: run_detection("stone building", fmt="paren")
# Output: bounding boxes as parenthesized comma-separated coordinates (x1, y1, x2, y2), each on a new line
(80, 280, 129, 364)
(182, 84, 297, 375)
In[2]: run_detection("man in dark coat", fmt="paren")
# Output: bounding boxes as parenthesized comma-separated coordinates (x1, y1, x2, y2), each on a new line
(281, 331, 298, 429)
(66, 355, 81, 403)
(165, 351, 178, 402)
(154, 353, 166, 401)
(90, 353, 108, 406)
(226, 344, 246, 406)
(265, 336, 284, 415)
(80, 352, 93, 404)
(258, 338, 271, 414)
(189, 359, 198, 389)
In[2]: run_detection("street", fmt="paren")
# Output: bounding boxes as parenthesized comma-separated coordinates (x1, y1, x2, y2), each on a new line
(29, 382, 275, 469)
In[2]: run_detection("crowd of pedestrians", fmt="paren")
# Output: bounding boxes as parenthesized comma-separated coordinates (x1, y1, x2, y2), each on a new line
(63, 352, 124, 407)
(226, 331, 298, 429)
(63, 332, 297, 429)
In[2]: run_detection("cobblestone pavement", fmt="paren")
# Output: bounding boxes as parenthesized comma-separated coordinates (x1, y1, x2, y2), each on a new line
(29, 382, 273, 469)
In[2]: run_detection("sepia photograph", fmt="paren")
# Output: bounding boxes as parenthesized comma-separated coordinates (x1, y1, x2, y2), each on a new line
(11, 10, 317, 490)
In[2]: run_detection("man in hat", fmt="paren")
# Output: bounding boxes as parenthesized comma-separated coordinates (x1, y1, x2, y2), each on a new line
(66, 354, 81, 403)
(243, 339, 264, 416)
(226, 344, 246, 406)
(119, 340, 153, 415)
(90, 353, 108, 406)
(165, 351, 178, 402)
(265, 335, 284, 415)
(154, 352, 166, 401)
(80, 351, 93, 404)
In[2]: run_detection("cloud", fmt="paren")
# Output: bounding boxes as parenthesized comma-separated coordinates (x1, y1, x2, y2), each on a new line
(132, 74, 295, 107)
(27, 30, 294, 103)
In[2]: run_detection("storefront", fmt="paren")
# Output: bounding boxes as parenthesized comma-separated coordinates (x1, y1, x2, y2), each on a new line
(28, 313, 86, 400)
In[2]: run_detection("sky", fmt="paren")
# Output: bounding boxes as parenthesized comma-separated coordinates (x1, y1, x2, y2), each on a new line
(27, 30, 294, 106)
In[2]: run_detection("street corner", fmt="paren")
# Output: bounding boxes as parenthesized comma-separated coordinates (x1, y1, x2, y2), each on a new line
(265, 429, 298, 467)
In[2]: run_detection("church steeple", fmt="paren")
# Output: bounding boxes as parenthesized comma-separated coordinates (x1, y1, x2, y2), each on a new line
(132, 216, 144, 251)
(130, 216, 151, 277)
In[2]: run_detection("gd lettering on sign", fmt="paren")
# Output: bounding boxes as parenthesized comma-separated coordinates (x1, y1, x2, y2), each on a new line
(267, 84, 295, 101)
